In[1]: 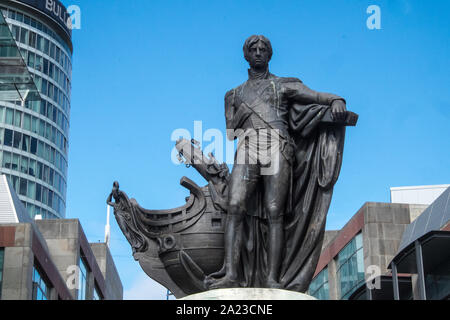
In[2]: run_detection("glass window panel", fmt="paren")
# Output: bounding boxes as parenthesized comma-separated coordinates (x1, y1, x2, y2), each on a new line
(340, 262, 348, 296)
(48, 62, 53, 79)
(336, 233, 365, 300)
(52, 193, 57, 210)
(23, 113, 31, 131)
(5, 108, 13, 125)
(356, 248, 365, 282)
(35, 55, 43, 72)
(34, 206, 40, 217)
(36, 35, 43, 52)
(29, 159, 36, 177)
(27, 181, 35, 199)
(27, 51, 35, 68)
(20, 156, 28, 174)
(50, 43, 55, 59)
(78, 257, 88, 300)
(93, 285, 101, 300)
(28, 31, 36, 48)
(22, 134, 30, 152)
(51, 85, 56, 102)
(30, 137, 37, 155)
(2, 151, 11, 168)
(51, 127, 56, 144)
(41, 187, 48, 204)
(55, 47, 60, 63)
(44, 38, 49, 55)
(11, 175, 19, 191)
(43, 165, 49, 182)
(46, 103, 52, 120)
(39, 119, 45, 136)
(36, 288, 42, 300)
(32, 117, 38, 133)
(37, 162, 43, 180)
(13, 131, 22, 149)
(0, 106, 4, 123)
(16, 12, 23, 22)
(14, 110, 22, 127)
(20, 28, 28, 45)
(27, 204, 33, 218)
(4, 129, 13, 146)
(355, 233, 363, 250)
(32, 265, 50, 300)
(43, 58, 48, 76)
(49, 168, 54, 186)
(35, 183, 41, 201)
(45, 123, 51, 140)
(44, 144, 50, 161)
(48, 190, 53, 207)
(309, 267, 329, 300)
(19, 177, 27, 195)
(31, 100, 39, 113)
(48, 84, 53, 100)
(41, 78, 47, 96)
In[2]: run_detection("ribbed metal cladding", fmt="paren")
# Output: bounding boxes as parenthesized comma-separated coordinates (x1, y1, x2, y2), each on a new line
(0, 175, 18, 223)
(0, 2, 72, 219)
(398, 187, 450, 253)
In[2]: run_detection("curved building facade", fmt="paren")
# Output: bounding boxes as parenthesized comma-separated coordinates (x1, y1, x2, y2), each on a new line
(0, 0, 72, 219)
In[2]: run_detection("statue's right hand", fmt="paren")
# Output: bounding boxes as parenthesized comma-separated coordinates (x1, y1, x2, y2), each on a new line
(107, 192, 114, 205)
(331, 99, 346, 122)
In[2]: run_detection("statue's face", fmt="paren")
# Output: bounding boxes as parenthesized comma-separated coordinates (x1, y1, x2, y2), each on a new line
(246, 40, 270, 69)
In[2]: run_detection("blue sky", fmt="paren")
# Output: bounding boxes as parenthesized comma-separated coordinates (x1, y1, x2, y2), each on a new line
(61, 0, 450, 299)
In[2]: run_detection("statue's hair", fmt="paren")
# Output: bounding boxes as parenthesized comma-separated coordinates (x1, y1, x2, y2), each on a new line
(243, 35, 273, 61)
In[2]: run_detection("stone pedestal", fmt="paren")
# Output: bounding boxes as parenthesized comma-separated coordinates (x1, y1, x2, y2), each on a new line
(180, 288, 317, 300)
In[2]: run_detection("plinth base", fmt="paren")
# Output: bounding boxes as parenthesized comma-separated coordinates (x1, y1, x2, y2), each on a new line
(179, 288, 317, 300)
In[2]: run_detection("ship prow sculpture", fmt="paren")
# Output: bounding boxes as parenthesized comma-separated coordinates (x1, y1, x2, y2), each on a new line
(107, 35, 358, 299)
(107, 139, 231, 297)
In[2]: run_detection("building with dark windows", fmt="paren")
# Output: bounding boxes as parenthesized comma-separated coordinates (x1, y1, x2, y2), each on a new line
(0, 175, 123, 300)
(308, 185, 450, 300)
(0, 0, 72, 219)
(389, 186, 450, 300)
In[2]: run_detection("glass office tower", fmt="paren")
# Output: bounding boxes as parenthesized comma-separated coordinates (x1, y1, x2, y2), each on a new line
(0, 1, 72, 219)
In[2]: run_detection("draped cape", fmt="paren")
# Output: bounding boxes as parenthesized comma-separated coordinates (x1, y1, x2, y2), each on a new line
(239, 103, 345, 291)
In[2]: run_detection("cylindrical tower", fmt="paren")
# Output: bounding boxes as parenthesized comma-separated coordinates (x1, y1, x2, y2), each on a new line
(0, 0, 72, 219)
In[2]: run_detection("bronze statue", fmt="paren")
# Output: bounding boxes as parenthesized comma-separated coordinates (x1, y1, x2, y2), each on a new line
(204, 35, 350, 291)
(107, 35, 357, 298)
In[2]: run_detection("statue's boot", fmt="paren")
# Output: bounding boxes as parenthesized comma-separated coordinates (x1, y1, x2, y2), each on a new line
(207, 276, 241, 289)
(265, 220, 283, 289)
(206, 214, 243, 289)
(205, 264, 226, 280)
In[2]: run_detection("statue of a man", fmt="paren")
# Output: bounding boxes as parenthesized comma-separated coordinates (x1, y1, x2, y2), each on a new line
(206, 35, 347, 290)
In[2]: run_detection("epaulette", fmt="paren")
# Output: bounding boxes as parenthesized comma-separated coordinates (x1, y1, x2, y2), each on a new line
(225, 89, 234, 99)
(225, 89, 235, 106)
(278, 77, 303, 84)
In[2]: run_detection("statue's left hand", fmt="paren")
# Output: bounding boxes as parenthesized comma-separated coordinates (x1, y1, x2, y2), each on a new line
(331, 100, 347, 122)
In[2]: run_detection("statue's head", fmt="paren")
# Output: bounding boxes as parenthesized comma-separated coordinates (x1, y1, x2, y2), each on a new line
(113, 181, 119, 194)
(243, 35, 272, 69)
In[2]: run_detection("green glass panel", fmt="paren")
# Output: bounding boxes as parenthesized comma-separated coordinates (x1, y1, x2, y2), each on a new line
(309, 267, 330, 300)
(0, 10, 40, 103)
